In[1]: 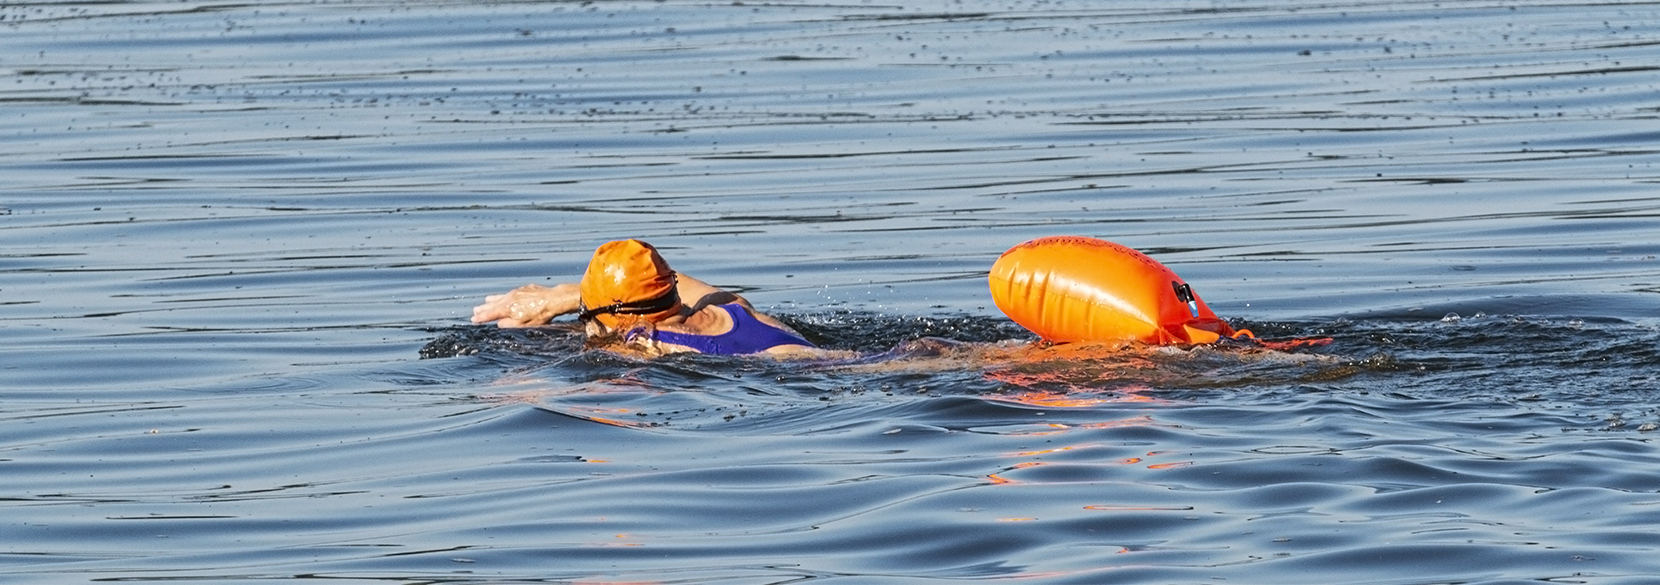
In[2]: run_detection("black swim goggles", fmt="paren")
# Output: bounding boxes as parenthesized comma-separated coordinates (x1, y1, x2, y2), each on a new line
(577, 276, 681, 322)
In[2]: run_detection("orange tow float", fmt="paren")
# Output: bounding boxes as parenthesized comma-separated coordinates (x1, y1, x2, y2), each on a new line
(989, 236, 1253, 346)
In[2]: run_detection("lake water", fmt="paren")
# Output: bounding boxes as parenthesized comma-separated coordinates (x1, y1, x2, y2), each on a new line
(4, 1, 1660, 583)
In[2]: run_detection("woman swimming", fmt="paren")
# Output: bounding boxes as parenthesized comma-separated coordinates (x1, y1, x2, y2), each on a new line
(470, 239, 820, 357)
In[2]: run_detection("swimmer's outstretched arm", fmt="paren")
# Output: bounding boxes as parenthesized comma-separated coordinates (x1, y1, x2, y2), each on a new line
(472, 273, 808, 336)
(471, 282, 580, 328)
(474, 274, 724, 328)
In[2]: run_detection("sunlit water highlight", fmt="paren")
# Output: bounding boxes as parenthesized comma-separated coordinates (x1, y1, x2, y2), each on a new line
(3, 1, 1660, 583)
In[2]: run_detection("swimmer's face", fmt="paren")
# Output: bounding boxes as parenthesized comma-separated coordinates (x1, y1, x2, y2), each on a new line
(580, 317, 662, 355)
(582, 317, 639, 346)
(583, 319, 610, 338)
(580, 319, 622, 351)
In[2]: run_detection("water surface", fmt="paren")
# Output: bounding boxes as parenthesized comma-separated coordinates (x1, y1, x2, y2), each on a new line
(3, 1, 1660, 583)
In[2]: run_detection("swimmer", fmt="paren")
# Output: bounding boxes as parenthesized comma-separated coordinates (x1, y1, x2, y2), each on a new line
(470, 239, 822, 357)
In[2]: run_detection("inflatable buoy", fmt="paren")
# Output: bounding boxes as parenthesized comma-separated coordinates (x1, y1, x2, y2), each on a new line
(989, 236, 1240, 345)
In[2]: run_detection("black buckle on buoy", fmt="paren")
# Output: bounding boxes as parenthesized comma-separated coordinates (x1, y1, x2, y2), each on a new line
(1171, 282, 1199, 317)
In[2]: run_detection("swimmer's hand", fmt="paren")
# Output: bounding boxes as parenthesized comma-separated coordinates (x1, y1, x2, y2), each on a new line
(470, 283, 580, 328)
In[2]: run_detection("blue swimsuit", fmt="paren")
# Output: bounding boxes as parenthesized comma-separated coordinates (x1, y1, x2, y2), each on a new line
(650, 303, 814, 355)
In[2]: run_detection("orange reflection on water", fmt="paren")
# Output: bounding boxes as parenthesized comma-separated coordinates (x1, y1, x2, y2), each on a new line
(1075, 415, 1161, 429)
(584, 416, 639, 428)
(558, 405, 649, 429)
(998, 390, 1116, 408)
(993, 422, 1074, 437)
(987, 461, 1048, 485)
(991, 386, 1172, 410)
(1014, 444, 1080, 457)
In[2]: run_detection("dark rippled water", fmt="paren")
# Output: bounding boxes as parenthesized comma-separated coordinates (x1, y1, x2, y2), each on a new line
(4, 1, 1660, 583)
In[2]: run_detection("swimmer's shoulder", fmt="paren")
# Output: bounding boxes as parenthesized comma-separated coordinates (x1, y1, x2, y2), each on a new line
(761, 344, 856, 359)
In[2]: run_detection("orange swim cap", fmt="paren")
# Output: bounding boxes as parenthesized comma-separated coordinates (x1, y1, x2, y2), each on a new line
(578, 239, 681, 328)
